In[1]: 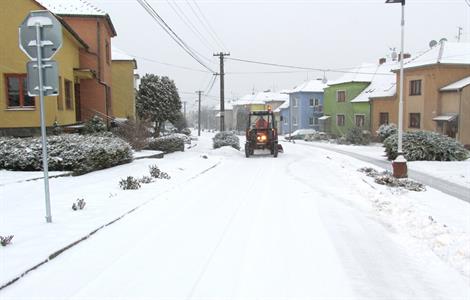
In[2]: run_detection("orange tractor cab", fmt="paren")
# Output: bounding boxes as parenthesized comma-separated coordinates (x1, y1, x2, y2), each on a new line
(245, 110, 281, 158)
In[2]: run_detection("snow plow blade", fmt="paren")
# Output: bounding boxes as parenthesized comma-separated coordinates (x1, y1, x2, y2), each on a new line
(277, 144, 284, 153)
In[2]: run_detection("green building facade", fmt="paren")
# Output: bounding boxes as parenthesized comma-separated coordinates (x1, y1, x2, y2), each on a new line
(322, 82, 371, 136)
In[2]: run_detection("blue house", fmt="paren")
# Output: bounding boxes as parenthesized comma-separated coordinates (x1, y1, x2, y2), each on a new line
(280, 79, 327, 134)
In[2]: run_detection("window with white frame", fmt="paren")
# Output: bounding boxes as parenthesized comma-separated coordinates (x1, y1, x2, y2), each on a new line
(309, 98, 314, 107)
(355, 114, 365, 127)
(309, 117, 314, 125)
(337, 114, 345, 126)
(293, 116, 297, 126)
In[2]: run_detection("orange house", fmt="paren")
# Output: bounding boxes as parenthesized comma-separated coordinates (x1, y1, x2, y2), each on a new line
(37, 0, 117, 123)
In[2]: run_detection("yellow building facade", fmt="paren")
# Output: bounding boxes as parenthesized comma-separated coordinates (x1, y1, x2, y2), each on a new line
(0, 0, 87, 136)
(111, 54, 137, 119)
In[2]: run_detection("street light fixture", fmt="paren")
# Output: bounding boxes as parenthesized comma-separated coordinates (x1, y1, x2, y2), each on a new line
(386, 0, 408, 178)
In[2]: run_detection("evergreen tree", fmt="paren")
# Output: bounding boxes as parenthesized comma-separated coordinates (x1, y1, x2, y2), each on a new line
(136, 74, 182, 137)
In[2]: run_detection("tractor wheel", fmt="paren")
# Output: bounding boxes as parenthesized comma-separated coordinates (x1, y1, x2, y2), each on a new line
(273, 143, 278, 158)
(245, 143, 250, 158)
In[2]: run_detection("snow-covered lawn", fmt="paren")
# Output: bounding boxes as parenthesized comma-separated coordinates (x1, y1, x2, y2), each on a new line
(292, 138, 470, 188)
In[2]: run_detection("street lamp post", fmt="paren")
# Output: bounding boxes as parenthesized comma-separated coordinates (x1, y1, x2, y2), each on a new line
(386, 0, 408, 178)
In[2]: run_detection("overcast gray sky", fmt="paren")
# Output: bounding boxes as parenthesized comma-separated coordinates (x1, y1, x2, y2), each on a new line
(91, 0, 470, 109)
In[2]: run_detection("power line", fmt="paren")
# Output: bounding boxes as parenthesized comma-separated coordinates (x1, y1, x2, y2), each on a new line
(227, 57, 395, 75)
(187, 0, 227, 51)
(136, 0, 216, 73)
(165, 0, 217, 51)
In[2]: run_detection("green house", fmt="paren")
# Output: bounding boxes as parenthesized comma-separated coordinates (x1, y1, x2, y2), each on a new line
(321, 63, 396, 136)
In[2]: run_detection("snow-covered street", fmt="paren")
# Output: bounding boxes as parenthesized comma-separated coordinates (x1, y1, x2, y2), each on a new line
(1, 133, 469, 299)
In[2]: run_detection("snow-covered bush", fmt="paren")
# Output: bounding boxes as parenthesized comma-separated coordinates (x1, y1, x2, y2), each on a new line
(1, 235, 14, 246)
(149, 164, 171, 179)
(170, 133, 191, 145)
(146, 135, 185, 153)
(377, 123, 397, 142)
(72, 198, 86, 211)
(112, 119, 152, 151)
(383, 131, 469, 161)
(119, 176, 141, 190)
(0, 134, 133, 174)
(213, 131, 240, 150)
(83, 115, 107, 134)
(358, 167, 425, 191)
(181, 128, 191, 136)
(345, 127, 371, 145)
(139, 176, 154, 184)
(304, 132, 329, 142)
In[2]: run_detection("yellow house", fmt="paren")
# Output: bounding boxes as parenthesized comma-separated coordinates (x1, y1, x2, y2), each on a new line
(111, 49, 138, 120)
(0, 0, 88, 136)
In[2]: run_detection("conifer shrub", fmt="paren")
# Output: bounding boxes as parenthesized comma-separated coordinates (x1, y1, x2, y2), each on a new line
(383, 131, 469, 161)
(0, 235, 14, 246)
(149, 164, 171, 179)
(377, 123, 397, 142)
(345, 127, 371, 145)
(83, 115, 107, 134)
(213, 131, 240, 150)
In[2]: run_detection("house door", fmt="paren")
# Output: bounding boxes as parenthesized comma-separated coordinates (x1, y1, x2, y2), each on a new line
(74, 83, 81, 122)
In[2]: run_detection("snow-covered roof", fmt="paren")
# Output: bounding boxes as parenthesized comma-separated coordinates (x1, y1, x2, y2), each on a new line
(440, 76, 470, 91)
(274, 100, 289, 112)
(36, 0, 107, 16)
(111, 48, 137, 68)
(327, 63, 382, 85)
(286, 79, 328, 94)
(234, 91, 288, 106)
(393, 42, 470, 71)
(36, 0, 117, 36)
(351, 62, 398, 103)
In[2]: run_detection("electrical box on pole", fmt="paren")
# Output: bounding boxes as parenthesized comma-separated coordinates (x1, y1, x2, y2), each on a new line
(19, 10, 63, 223)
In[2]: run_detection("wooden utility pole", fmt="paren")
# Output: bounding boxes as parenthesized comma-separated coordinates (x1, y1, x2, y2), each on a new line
(196, 90, 202, 136)
(213, 52, 230, 131)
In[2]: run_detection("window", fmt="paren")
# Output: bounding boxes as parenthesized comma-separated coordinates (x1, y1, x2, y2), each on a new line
(64, 79, 73, 110)
(355, 115, 365, 127)
(309, 117, 314, 125)
(293, 116, 297, 126)
(409, 113, 420, 128)
(314, 98, 320, 106)
(379, 112, 389, 125)
(5, 74, 35, 108)
(337, 114, 345, 126)
(309, 98, 314, 107)
(283, 116, 288, 125)
(292, 97, 298, 107)
(314, 117, 319, 125)
(409, 80, 422, 96)
(57, 77, 63, 110)
(336, 90, 346, 102)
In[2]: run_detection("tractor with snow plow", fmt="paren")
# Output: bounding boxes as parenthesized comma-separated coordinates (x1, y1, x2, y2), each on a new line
(244, 109, 282, 158)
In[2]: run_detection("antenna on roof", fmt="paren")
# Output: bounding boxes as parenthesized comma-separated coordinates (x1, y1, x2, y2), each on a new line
(429, 40, 438, 48)
(322, 71, 328, 84)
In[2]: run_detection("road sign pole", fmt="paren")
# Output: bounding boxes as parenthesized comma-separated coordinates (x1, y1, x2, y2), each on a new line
(35, 23, 52, 223)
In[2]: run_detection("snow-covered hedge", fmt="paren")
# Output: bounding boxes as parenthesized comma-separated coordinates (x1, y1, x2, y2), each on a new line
(213, 132, 240, 150)
(146, 135, 185, 153)
(0, 134, 133, 174)
(345, 127, 371, 145)
(383, 131, 469, 161)
(377, 123, 397, 142)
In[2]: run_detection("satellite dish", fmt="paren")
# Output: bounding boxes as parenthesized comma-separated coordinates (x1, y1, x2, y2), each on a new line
(439, 38, 448, 43)
(429, 40, 438, 48)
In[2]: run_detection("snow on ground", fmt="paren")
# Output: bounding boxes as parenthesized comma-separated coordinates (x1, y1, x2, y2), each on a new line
(0, 135, 220, 288)
(1, 133, 469, 299)
(292, 138, 470, 188)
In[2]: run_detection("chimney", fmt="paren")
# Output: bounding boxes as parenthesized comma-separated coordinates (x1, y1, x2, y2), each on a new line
(379, 58, 386, 65)
(398, 53, 411, 61)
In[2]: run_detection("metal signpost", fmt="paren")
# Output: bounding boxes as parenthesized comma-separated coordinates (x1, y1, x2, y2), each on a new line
(19, 11, 62, 223)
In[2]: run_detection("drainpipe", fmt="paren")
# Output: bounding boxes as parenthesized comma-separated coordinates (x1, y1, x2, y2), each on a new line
(458, 88, 463, 143)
